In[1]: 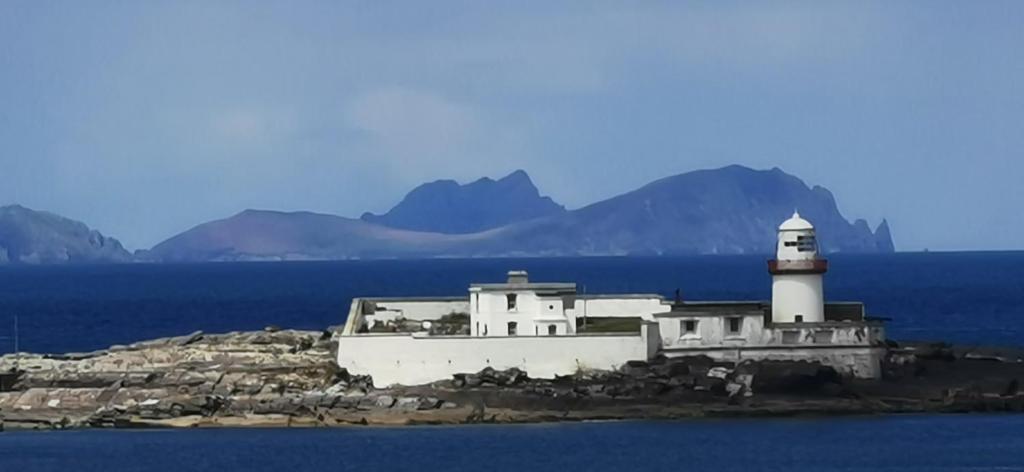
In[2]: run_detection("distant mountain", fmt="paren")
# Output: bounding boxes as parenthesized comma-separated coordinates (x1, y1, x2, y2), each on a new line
(361, 170, 565, 234)
(146, 209, 477, 262)
(0, 205, 132, 264)
(469, 166, 893, 256)
(149, 166, 895, 261)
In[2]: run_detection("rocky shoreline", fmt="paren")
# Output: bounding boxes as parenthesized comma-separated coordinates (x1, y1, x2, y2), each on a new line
(1, 329, 1023, 430)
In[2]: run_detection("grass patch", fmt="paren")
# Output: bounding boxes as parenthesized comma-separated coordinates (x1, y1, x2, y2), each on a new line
(576, 317, 642, 333)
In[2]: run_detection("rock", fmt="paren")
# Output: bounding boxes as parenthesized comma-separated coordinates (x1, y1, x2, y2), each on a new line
(1003, 379, 1019, 397)
(667, 375, 697, 389)
(914, 342, 956, 362)
(374, 395, 395, 408)
(652, 361, 690, 378)
(620, 360, 650, 377)
(453, 367, 529, 388)
(300, 394, 327, 408)
(395, 397, 421, 411)
(416, 397, 442, 410)
(747, 360, 842, 394)
(707, 367, 731, 379)
(175, 331, 205, 347)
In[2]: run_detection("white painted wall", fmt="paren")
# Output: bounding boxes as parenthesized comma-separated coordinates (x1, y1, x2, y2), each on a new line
(772, 274, 825, 323)
(657, 310, 885, 378)
(338, 324, 660, 387)
(574, 297, 670, 320)
(471, 291, 575, 337)
(658, 312, 882, 350)
(659, 313, 768, 349)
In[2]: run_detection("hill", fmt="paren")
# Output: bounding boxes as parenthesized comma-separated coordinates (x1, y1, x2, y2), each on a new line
(0, 205, 132, 264)
(360, 169, 565, 234)
(148, 166, 894, 261)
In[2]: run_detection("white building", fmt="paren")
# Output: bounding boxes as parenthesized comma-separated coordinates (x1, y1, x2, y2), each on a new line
(336, 213, 887, 387)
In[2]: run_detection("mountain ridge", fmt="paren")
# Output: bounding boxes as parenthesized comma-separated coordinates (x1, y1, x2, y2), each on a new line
(360, 169, 565, 234)
(146, 165, 895, 261)
(0, 205, 132, 264)
(0, 166, 896, 264)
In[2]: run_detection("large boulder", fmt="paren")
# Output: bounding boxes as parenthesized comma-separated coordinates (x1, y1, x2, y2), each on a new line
(741, 360, 843, 395)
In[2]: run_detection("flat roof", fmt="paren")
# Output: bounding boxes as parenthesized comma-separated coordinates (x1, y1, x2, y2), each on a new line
(673, 301, 768, 310)
(470, 282, 577, 293)
(578, 294, 666, 300)
(360, 296, 468, 303)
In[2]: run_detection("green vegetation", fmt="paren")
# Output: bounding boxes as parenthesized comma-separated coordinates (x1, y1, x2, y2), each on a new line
(432, 311, 470, 335)
(576, 317, 642, 333)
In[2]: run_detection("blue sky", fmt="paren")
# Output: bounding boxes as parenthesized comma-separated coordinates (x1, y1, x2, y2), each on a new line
(1, 1, 1021, 251)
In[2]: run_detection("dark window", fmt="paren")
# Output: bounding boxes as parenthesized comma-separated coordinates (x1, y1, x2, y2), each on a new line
(682, 320, 697, 334)
(796, 235, 817, 252)
(727, 317, 742, 334)
(813, 330, 833, 344)
(795, 315, 804, 323)
(507, 321, 518, 336)
(506, 294, 517, 311)
(548, 325, 557, 335)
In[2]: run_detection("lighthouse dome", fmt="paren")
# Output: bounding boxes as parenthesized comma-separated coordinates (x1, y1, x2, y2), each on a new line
(779, 211, 814, 231)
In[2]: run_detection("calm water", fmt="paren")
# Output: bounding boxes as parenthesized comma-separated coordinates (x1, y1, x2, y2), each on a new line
(1, 415, 1024, 471)
(0, 252, 1022, 354)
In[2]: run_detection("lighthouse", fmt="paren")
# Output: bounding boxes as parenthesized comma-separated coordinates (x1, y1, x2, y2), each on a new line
(769, 212, 827, 323)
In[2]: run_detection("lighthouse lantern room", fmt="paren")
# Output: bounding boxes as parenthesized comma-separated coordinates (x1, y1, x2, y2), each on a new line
(769, 212, 828, 323)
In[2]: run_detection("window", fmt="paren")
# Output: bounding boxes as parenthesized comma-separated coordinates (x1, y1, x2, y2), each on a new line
(794, 315, 804, 323)
(681, 319, 698, 335)
(727, 317, 742, 334)
(813, 330, 833, 344)
(785, 237, 817, 252)
(548, 325, 557, 336)
(483, 324, 488, 336)
(796, 235, 817, 252)
(506, 293, 517, 311)
(507, 321, 518, 336)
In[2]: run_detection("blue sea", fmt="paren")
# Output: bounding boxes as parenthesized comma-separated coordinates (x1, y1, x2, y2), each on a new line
(2, 253, 1024, 471)
(0, 252, 1021, 354)
(2, 415, 1024, 471)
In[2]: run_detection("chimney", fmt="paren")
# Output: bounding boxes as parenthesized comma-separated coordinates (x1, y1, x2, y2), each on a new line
(507, 270, 529, 284)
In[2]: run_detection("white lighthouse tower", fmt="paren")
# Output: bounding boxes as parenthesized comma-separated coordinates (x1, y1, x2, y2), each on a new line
(769, 212, 827, 323)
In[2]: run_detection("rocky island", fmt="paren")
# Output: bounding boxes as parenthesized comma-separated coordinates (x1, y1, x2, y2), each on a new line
(1, 328, 1022, 430)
